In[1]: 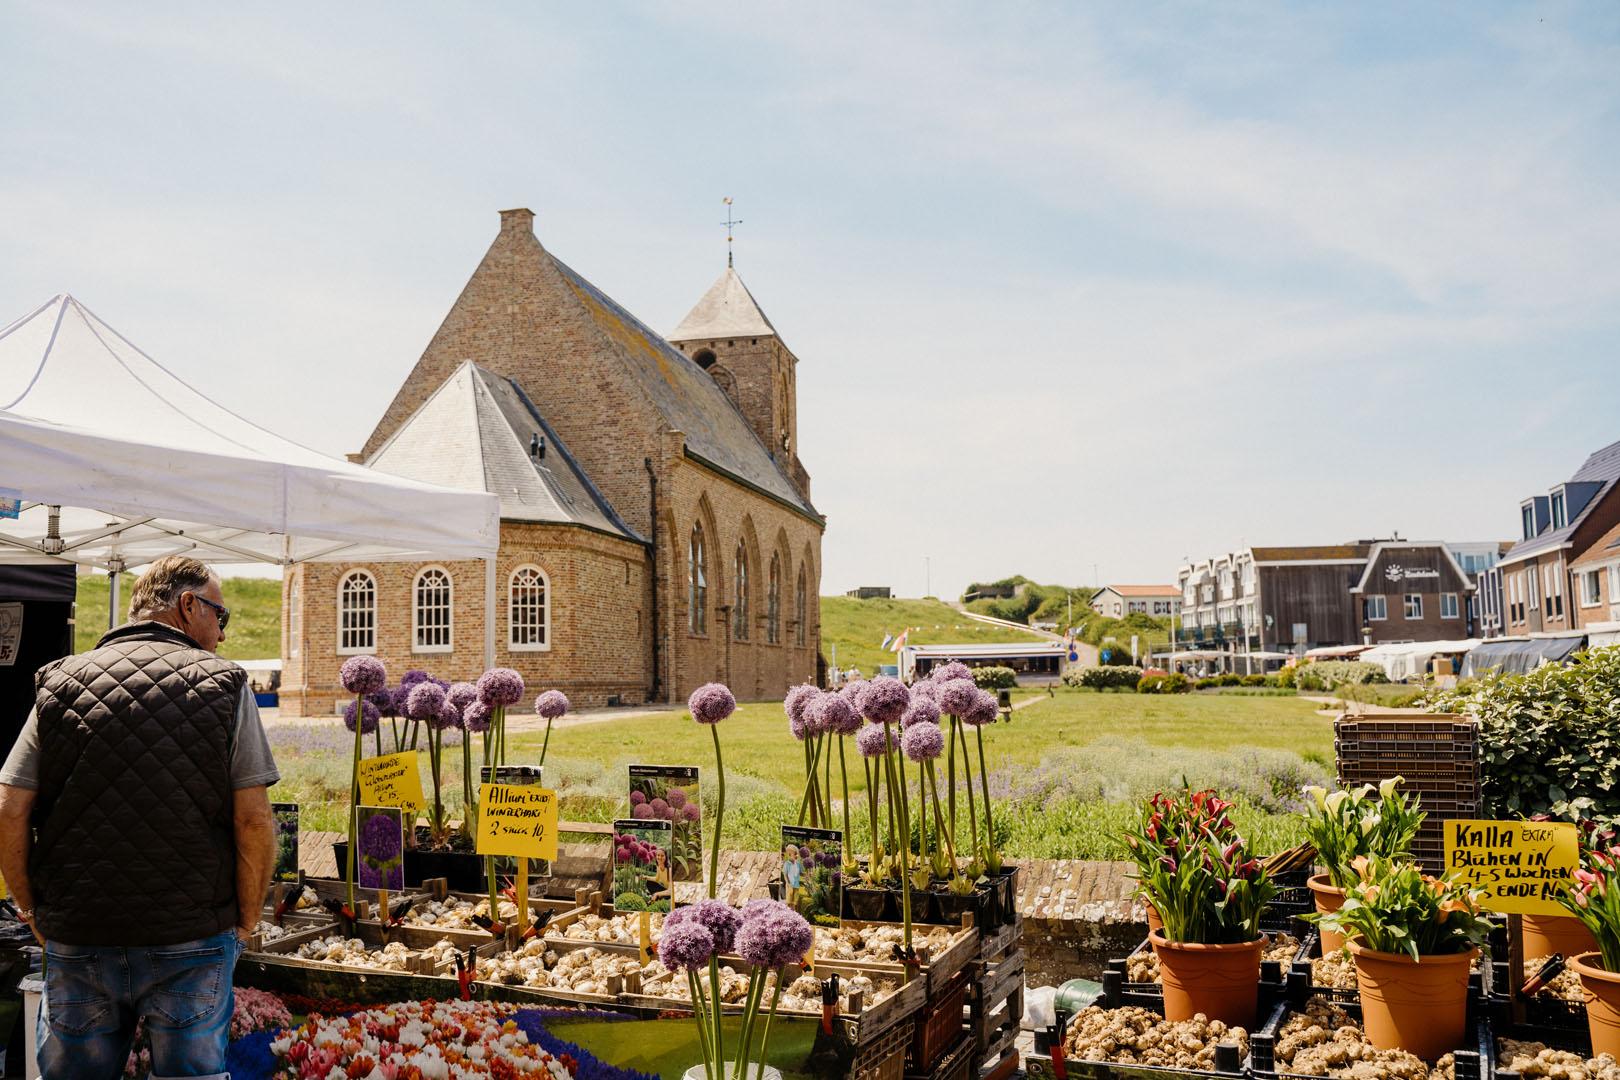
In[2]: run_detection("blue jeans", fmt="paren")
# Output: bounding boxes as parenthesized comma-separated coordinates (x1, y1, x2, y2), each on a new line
(38, 930, 243, 1080)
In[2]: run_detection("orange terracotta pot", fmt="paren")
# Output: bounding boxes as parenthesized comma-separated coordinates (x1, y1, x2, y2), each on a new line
(1150, 929, 1264, 1028)
(1145, 902, 1163, 934)
(1348, 941, 1477, 1061)
(1307, 873, 1347, 954)
(1569, 952, 1620, 1059)
(1522, 913, 1598, 960)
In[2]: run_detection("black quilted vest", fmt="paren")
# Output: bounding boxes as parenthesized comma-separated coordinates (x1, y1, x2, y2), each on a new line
(31, 622, 244, 946)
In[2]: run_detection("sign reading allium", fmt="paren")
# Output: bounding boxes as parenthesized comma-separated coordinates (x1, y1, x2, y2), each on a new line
(1445, 818, 1579, 915)
(356, 751, 425, 811)
(476, 784, 559, 862)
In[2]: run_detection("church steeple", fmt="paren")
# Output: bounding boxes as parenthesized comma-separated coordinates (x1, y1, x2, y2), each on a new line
(668, 267, 806, 499)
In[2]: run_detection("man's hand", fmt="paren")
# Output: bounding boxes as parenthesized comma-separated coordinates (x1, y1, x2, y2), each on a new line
(235, 924, 255, 946)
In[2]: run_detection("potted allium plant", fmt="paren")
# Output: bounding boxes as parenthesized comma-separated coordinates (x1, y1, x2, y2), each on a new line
(1314, 857, 1491, 1061)
(476, 667, 525, 923)
(849, 722, 897, 921)
(338, 656, 387, 914)
(859, 676, 925, 951)
(689, 683, 737, 898)
(1127, 786, 1277, 1027)
(1300, 777, 1423, 954)
(663, 898, 814, 1080)
(1559, 831, 1620, 1057)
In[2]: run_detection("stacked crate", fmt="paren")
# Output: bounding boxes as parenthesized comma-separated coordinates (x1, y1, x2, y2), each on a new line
(967, 914, 1024, 1080)
(1334, 714, 1481, 875)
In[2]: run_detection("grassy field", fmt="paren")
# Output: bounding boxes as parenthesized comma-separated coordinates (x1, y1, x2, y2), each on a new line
(272, 687, 1332, 861)
(819, 595, 1046, 674)
(73, 573, 283, 658)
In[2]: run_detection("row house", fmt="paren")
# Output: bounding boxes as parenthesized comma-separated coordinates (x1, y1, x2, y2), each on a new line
(1489, 438, 1620, 640)
(1090, 584, 1181, 618)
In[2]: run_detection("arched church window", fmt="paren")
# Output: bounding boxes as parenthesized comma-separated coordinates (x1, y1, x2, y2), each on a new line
(509, 565, 550, 650)
(689, 523, 707, 635)
(338, 570, 377, 655)
(413, 567, 453, 653)
(734, 543, 750, 641)
(767, 553, 782, 644)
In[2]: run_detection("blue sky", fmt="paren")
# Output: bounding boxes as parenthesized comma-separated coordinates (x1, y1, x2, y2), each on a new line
(4, 3, 1619, 596)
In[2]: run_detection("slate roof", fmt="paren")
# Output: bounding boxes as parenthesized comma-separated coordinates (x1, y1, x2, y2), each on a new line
(668, 267, 777, 341)
(366, 361, 642, 541)
(1250, 544, 1371, 562)
(1501, 438, 1620, 566)
(550, 258, 818, 519)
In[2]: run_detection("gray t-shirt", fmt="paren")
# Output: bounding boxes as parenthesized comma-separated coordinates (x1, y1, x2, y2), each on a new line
(0, 686, 280, 792)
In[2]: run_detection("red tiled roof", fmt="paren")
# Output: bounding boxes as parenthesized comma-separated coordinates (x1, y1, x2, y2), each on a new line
(1102, 584, 1179, 597)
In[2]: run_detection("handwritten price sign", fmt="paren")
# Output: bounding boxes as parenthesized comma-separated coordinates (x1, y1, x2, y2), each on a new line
(476, 784, 559, 861)
(357, 752, 425, 811)
(1444, 819, 1579, 916)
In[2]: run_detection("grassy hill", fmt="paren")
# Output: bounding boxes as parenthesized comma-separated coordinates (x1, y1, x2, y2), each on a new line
(819, 595, 1047, 675)
(73, 574, 283, 659)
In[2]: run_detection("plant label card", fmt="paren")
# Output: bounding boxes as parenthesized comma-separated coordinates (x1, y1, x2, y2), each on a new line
(1445, 819, 1579, 916)
(477, 784, 559, 862)
(271, 803, 300, 882)
(479, 766, 551, 875)
(612, 819, 673, 914)
(783, 825, 843, 929)
(628, 764, 701, 882)
(357, 752, 425, 811)
(355, 805, 404, 891)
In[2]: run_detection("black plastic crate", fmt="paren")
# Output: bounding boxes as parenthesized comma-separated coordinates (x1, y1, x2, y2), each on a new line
(1486, 1015, 1591, 1080)
(1251, 994, 1486, 1080)
(1104, 936, 1290, 1008)
(1025, 994, 1261, 1080)
(1287, 931, 1492, 1009)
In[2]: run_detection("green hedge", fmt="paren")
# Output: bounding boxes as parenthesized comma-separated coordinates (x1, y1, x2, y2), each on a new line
(971, 665, 1018, 690)
(1296, 660, 1388, 692)
(1064, 666, 1145, 691)
(1138, 672, 1192, 694)
(1423, 646, 1620, 821)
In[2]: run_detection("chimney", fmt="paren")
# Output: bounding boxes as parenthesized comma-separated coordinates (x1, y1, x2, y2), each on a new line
(499, 207, 535, 235)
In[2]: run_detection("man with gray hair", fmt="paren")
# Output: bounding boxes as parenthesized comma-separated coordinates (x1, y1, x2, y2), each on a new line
(0, 555, 279, 1080)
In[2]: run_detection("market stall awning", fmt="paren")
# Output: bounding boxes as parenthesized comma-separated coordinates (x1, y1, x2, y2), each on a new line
(1461, 634, 1587, 678)
(1304, 644, 1372, 660)
(0, 295, 499, 569)
(1359, 639, 1480, 682)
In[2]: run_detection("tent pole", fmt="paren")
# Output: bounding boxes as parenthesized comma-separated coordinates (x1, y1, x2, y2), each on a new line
(484, 556, 496, 669)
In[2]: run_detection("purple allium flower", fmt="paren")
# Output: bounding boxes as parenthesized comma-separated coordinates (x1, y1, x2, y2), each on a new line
(839, 679, 869, 709)
(368, 688, 397, 717)
(447, 681, 479, 711)
(405, 681, 448, 722)
(399, 669, 432, 692)
(682, 898, 742, 952)
(361, 811, 401, 859)
(902, 720, 945, 762)
(667, 788, 688, 810)
(936, 678, 978, 717)
(436, 699, 462, 731)
(630, 789, 648, 806)
(857, 676, 910, 726)
(343, 698, 380, 735)
(855, 723, 893, 758)
(339, 656, 387, 695)
(658, 921, 716, 973)
(462, 700, 493, 733)
(932, 661, 973, 684)
(735, 900, 814, 970)
(813, 692, 862, 737)
(784, 684, 819, 737)
(901, 696, 941, 729)
(476, 667, 525, 707)
(688, 683, 736, 725)
(910, 680, 938, 704)
(962, 688, 1001, 727)
(535, 689, 570, 719)
(681, 803, 701, 822)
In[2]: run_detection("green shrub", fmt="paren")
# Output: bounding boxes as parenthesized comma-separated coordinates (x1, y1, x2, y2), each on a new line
(1068, 665, 1143, 691)
(1139, 672, 1191, 694)
(1241, 674, 1267, 687)
(1422, 647, 1620, 821)
(1195, 677, 1220, 690)
(971, 665, 1018, 690)
(1218, 674, 1243, 687)
(1271, 667, 1297, 689)
(1306, 660, 1389, 687)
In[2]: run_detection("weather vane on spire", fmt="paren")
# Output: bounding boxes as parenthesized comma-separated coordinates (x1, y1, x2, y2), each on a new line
(722, 197, 742, 268)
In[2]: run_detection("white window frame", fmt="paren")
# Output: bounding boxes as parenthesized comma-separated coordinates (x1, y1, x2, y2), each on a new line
(337, 569, 378, 655)
(1581, 569, 1603, 608)
(1551, 489, 1567, 530)
(1528, 568, 1539, 611)
(1440, 593, 1459, 619)
(288, 574, 301, 659)
(1366, 595, 1388, 621)
(508, 564, 552, 651)
(1404, 593, 1423, 620)
(412, 566, 454, 654)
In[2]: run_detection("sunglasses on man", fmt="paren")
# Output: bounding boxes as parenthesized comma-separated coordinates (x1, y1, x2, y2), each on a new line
(185, 592, 231, 632)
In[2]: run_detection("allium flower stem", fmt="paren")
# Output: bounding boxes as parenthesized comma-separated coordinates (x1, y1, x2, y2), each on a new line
(864, 756, 881, 869)
(756, 970, 787, 1074)
(373, 726, 382, 758)
(709, 724, 726, 901)
(976, 724, 996, 866)
(797, 740, 813, 827)
(733, 967, 765, 1079)
(927, 759, 956, 868)
(838, 734, 852, 857)
(688, 969, 715, 1080)
(539, 717, 554, 770)
(957, 719, 979, 864)
(347, 692, 362, 911)
(460, 727, 475, 837)
(821, 729, 834, 831)
(883, 720, 912, 951)
(708, 955, 725, 1069)
(946, 715, 957, 842)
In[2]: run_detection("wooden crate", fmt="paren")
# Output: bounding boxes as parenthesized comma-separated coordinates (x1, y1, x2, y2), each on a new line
(909, 971, 969, 1073)
(976, 915, 1022, 965)
(969, 946, 1023, 1071)
(907, 1033, 975, 1080)
(828, 919, 981, 997)
(853, 1017, 916, 1080)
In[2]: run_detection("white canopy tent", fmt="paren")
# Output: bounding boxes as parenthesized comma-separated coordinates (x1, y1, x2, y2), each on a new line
(0, 295, 500, 649)
(1358, 639, 1480, 683)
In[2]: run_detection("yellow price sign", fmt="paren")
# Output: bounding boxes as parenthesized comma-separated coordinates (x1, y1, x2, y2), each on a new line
(357, 752, 425, 811)
(476, 784, 559, 861)
(1444, 819, 1580, 916)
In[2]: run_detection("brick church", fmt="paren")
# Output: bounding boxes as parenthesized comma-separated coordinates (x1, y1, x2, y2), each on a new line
(279, 208, 824, 715)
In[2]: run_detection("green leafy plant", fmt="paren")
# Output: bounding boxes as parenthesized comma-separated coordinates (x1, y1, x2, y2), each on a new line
(1558, 827, 1620, 972)
(1065, 666, 1144, 691)
(1301, 777, 1425, 889)
(1271, 666, 1297, 689)
(1313, 857, 1492, 959)
(1424, 648, 1620, 821)
(1137, 672, 1191, 694)
(1125, 785, 1277, 943)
